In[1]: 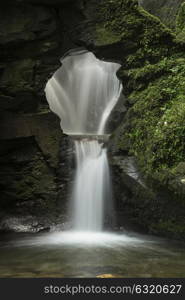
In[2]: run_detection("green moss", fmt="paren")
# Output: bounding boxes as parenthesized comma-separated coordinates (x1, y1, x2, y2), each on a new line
(94, 0, 185, 203)
(95, 26, 122, 46)
(93, 0, 185, 239)
(140, 0, 184, 30)
(116, 52, 185, 200)
(176, 2, 185, 33)
(94, 0, 175, 64)
(176, 2, 185, 41)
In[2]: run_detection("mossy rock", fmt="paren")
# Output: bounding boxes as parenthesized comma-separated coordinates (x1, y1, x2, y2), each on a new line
(176, 2, 185, 41)
(139, 0, 184, 29)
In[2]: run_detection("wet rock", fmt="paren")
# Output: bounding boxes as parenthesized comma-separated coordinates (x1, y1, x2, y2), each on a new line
(106, 93, 128, 133)
(0, 136, 58, 216)
(110, 154, 185, 240)
(0, 216, 50, 233)
(0, 3, 56, 45)
(0, 59, 37, 112)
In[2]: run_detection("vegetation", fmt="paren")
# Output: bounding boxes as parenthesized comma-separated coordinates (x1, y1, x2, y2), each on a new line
(94, 0, 185, 238)
(119, 56, 185, 177)
(95, 0, 185, 195)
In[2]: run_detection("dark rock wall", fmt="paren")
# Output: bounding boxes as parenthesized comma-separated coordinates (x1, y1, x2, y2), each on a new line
(0, 0, 100, 226)
(0, 0, 73, 222)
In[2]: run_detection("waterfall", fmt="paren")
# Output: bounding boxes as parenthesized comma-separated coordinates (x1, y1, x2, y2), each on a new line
(72, 140, 111, 231)
(45, 49, 122, 232)
(45, 49, 122, 135)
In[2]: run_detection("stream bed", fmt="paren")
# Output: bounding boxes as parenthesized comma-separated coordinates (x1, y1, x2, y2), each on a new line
(0, 231, 184, 278)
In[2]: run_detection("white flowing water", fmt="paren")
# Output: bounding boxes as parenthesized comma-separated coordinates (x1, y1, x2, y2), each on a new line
(72, 140, 111, 231)
(45, 49, 122, 232)
(45, 50, 122, 135)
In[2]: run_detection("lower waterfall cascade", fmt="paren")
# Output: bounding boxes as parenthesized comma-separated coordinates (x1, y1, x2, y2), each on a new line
(72, 139, 112, 231)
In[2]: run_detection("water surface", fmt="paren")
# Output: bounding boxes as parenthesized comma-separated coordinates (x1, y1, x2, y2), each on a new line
(0, 231, 184, 278)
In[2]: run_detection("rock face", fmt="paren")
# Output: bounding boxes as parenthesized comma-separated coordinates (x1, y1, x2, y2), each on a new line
(0, 0, 185, 238)
(110, 154, 185, 240)
(0, 0, 70, 227)
(0, 113, 61, 215)
(138, 0, 184, 29)
(176, 2, 185, 41)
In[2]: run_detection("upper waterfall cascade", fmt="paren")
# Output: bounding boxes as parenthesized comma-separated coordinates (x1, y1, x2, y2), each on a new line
(45, 50, 122, 135)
